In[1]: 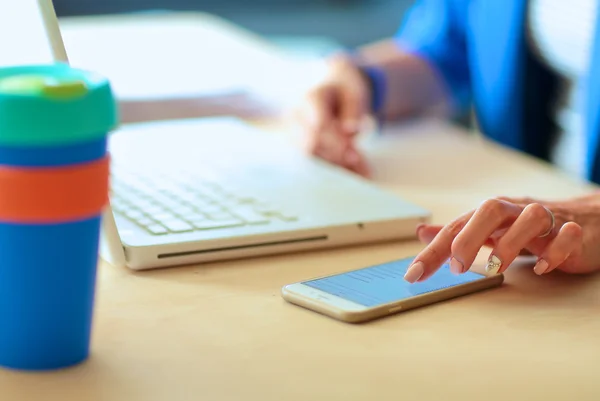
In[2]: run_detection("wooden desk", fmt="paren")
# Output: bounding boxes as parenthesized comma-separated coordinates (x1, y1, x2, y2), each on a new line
(1, 118, 598, 401)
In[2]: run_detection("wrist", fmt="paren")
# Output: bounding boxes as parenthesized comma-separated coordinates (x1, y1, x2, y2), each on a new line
(357, 65, 386, 115)
(330, 51, 387, 116)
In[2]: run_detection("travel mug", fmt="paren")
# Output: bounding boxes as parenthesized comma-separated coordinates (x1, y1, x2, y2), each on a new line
(0, 64, 117, 370)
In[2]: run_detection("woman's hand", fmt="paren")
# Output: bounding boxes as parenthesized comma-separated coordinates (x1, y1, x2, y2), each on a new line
(294, 43, 452, 178)
(404, 194, 600, 283)
(295, 54, 372, 177)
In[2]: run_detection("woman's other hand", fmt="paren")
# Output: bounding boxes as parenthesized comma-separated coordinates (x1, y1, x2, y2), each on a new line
(295, 54, 372, 177)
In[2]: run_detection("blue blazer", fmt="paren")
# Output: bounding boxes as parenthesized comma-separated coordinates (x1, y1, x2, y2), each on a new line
(394, 0, 600, 184)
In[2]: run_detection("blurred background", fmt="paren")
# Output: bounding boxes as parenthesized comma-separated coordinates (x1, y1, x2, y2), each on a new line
(49, 0, 418, 123)
(53, 0, 415, 56)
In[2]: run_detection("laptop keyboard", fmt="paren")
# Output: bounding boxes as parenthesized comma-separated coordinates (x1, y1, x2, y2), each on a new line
(110, 172, 298, 235)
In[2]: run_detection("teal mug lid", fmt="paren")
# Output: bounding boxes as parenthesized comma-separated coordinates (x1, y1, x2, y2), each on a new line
(0, 63, 118, 146)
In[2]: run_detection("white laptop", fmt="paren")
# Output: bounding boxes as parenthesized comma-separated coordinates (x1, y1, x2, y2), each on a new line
(8, 0, 430, 270)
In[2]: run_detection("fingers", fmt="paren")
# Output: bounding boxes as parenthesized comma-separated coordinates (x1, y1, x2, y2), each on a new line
(405, 199, 522, 283)
(301, 87, 338, 155)
(342, 145, 371, 177)
(297, 55, 373, 176)
(533, 222, 583, 275)
(417, 223, 498, 249)
(326, 55, 369, 136)
(449, 199, 522, 275)
(338, 86, 367, 137)
(404, 210, 475, 283)
(485, 203, 555, 274)
(299, 86, 370, 176)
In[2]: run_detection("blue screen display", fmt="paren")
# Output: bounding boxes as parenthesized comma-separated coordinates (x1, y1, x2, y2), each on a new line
(303, 258, 485, 307)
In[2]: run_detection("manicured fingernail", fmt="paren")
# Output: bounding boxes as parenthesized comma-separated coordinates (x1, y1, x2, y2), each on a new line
(533, 259, 549, 275)
(450, 258, 464, 274)
(486, 254, 502, 274)
(415, 223, 426, 236)
(404, 261, 424, 283)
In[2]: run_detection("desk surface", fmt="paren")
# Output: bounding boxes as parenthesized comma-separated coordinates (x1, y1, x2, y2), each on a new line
(1, 118, 599, 401)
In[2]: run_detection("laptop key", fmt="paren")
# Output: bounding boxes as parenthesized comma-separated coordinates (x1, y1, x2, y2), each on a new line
(231, 207, 270, 224)
(162, 219, 194, 233)
(136, 217, 156, 226)
(125, 209, 145, 220)
(143, 204, 166, 214)
(154, 212, 179, 222)
(190, 198, 215, 209)
(160, 199, 183, 210)
(192, 219, 244, 230)
(207, 212, 237, 221)
(146, 224, 169, 235)
(111, 200, 127, 212)
(177, 193, 198, 203)
(174, 206, 196, 216)
(197, 204, 225, 214)
(253, 203, 278, 214)
(185, 214, 210, 223)
(152, 193, 180, 206)
(275, 213, 298, 222)
(196, 187, 228, 202)
(132, 199, 156, 209)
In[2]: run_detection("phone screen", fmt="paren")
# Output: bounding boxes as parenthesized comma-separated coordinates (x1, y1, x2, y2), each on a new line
(302, 258, 486, 307)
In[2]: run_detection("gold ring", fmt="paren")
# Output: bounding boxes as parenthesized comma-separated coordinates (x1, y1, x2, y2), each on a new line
(538, 206, 555, 238)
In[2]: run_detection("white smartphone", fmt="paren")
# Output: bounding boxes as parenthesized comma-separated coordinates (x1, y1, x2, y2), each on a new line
(281, 256, 504, 323)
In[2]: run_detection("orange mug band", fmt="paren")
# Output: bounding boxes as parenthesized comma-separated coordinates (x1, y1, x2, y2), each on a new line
(0, 156, 109, 223)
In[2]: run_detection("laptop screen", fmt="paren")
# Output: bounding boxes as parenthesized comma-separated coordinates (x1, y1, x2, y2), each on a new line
(0, 0, 58, 67)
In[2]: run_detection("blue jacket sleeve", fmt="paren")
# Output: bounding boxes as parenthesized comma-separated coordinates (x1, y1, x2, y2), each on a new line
(394, 0, 471, 115)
